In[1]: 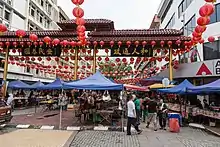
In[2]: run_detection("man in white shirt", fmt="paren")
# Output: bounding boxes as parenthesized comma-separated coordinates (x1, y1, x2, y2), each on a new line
(127, 94, 142, 135)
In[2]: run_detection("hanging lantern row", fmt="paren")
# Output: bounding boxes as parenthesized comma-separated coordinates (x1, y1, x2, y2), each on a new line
(205, 0, 216, 3)
(192, 2, 215, 44)
(72, 0, 87, 45)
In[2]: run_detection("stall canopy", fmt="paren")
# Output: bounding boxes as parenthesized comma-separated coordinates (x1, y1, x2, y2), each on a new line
(158, 79, 195, 94)
(124, 84, 149, 91)
(8, 80, 30, 89)
(38, 78, 66, 90)
(64, 71, 123, 90)
(140, 76, 169, 86)
(30, 81, 44, 89)
(187, 79, 220, 92)
(149, 83, 175, 89)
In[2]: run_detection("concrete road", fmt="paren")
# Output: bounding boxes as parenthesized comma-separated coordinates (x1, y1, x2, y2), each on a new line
(70, 128, 220, 147)
(0, 129, 74, 147)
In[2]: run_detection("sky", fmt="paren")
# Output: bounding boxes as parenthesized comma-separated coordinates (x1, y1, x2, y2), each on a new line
(57, 0, 162, 29)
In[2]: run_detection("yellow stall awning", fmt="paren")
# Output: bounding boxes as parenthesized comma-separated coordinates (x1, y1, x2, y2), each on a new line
(149, 83, 175, 89)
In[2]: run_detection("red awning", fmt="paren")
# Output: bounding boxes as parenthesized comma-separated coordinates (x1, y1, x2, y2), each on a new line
(124, 84, 149, 92)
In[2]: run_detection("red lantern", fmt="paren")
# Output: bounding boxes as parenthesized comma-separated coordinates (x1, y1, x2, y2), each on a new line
(105, 57, 109, 61)
(29, 34, 38, 42)
(160, 41, 165, 47)
(126, 41, 131, 47)
(99, 41, 104, 47)
(197, 17, 210, 26)
(77, 25, 86, 32)
(97, 56, 102, 61)
(16, 29, 26, 38)
(38, 57, 42, 61)
(115, 58, 120, 62)
(130, 57, 134, 62)
(55, 57, 59, 62)
(110, 41, 114, 47)
(0, 24, 7, 33)
(52, 38, 60, 46)
(43, 36, 51, 44)
(151, 41, 156, 47)
(199, 4, 214, 17)
(72, 0, 84, 5)
(208, 36, 215, 42)
(135, 41, 139, 46)
(122, 58, 127, 63)
(142, 41, 147, 47)
(156, 49, 161, 53)
(205, 0, 216, 2)
(175, 40, 181, 46)
(76, 18, 85, 25)
(118, 41, 122, 47)
(72, 7, 84, 18)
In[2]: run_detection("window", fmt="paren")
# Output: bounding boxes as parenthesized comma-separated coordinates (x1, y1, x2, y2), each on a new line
(30, 6, 35, 17)
(209, 3, 220, 24)
(160, 0, 173, 23)
(178, 0, 193, 18)
(39, 14, 43, 23)
(165, 13, 175, 29)
(7, 0, 12, 5)
(28, 23, 34, 31)
(4, 10, 10, 21)
(40, 0, 44, 7)
(203, 40, 220, 60)
(0, 5, 3, 18)
(184, 15, 196, 36)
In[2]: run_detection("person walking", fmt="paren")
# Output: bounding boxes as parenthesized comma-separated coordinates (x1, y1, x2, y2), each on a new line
(142, 96, 150, 123)
(127, 94, 142, 135)
(158, 99, 168, 130)
(146, 98, 158, 131)
(133, 94, 141, 125)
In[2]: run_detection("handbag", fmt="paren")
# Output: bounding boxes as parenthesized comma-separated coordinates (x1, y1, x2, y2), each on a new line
(102, 90, 111, 102)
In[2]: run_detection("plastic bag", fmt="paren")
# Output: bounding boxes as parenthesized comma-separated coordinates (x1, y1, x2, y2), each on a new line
(169, 118, 180, 133)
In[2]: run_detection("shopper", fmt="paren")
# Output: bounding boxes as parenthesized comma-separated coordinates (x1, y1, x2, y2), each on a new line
(158, 99, 168, 130)
(133, 94, 141, 125)
(146, 98, 158, 131)
(127, 94, 142, 135)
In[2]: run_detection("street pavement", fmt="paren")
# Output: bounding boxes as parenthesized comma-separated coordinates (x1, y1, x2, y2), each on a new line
(0, 129, 74, 147)
(70, 127, 220, 147)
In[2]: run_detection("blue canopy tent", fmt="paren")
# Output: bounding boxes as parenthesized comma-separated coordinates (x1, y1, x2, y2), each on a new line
(8, 80, 30, 89)
(158, 79, 195, 94)
(30, 81, 44, 89)
(187, 79, 220, 92)
(64, 71, 123, 90)
(38, 78, 66, 90)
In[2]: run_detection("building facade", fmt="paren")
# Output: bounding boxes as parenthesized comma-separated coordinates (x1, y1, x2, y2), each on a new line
(0, 0, 69, 82)
(157, 0, 220, 84)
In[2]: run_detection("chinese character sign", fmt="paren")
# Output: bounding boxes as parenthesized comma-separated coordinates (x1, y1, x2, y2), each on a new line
(21, 44, 62, 57)
(110, 45, 153, 57)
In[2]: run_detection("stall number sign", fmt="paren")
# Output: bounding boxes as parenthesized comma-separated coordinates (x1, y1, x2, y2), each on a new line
(21, 44, 62, 56)
(215, 60, 220, 75)
(110, 45, 153, 57)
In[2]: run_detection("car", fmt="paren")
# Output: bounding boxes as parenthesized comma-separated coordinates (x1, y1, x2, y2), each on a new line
(0, 99, 12, 124)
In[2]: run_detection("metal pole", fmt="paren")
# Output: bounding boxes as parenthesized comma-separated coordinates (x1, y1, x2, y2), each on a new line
(3, 47, 9, 97)
(74, 47, 78, 80)
(121, 89, 124, 132)
(169, 48, 173, 81)
(59, 89, 64, 130)
(92, 47, 96, 74)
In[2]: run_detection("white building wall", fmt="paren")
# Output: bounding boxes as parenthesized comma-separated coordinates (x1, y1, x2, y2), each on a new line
(157, 0, 220, 68)
(13, 0, 27, 16)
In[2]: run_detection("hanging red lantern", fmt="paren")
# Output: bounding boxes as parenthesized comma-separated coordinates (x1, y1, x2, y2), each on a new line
(197, 16, 210, 26)
(176, 40, 181, 46)
(199, 4, 214, 17)
(165, 57, 169, 62)
(195, 25, 206, 34)
(76, 18, 85, 25)
(77, 25, 86, 32)
(160, 41, 165, 47)
(192, 31, 201, 38)
(70, 41, 76, 47)
(135, 41, 139, 47)
(99, 41, 104, 47)
(130, 57, 134, 62)
(142, 41, 147, 47)
(151, 41, 156, 47)
(77, 41, 82, 46)
(143, 57, 148, 62)
(93, 41, 98, 46)
(16, 29, 26, 38)
(52, 38, 60, 46)
(118, 41, 122, 47)
(72, 0, 84, 5)
(43, 36, 51, 44)
(97, 56, 102, 61)
(29, 34, 38, 42)
(37, 57, 42, 61)
(55, 57, 59, 62)
(105, 48, 109, 53)
(31, 57, 35, 61)
(208, 36, 215, 42)
(157, 57, 162, 62)
(110, 41, 114, 47)
(156, 49, 161, 53)
(65, 57, 69, 61)
(105, 57, 109, 61)
(0, 24, 7, 33)
(167, 41, 173, 47)
(115, 58, 120, 62)
(173, 65, 178, 70)
(126, 41, 131, 47)
(199, 39, 205, 44)
(122, 58, 127, 63)
(72, 7, 84, 18)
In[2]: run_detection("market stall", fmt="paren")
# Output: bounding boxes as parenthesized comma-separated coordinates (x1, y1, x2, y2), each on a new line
(64, 71, 124, 127)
